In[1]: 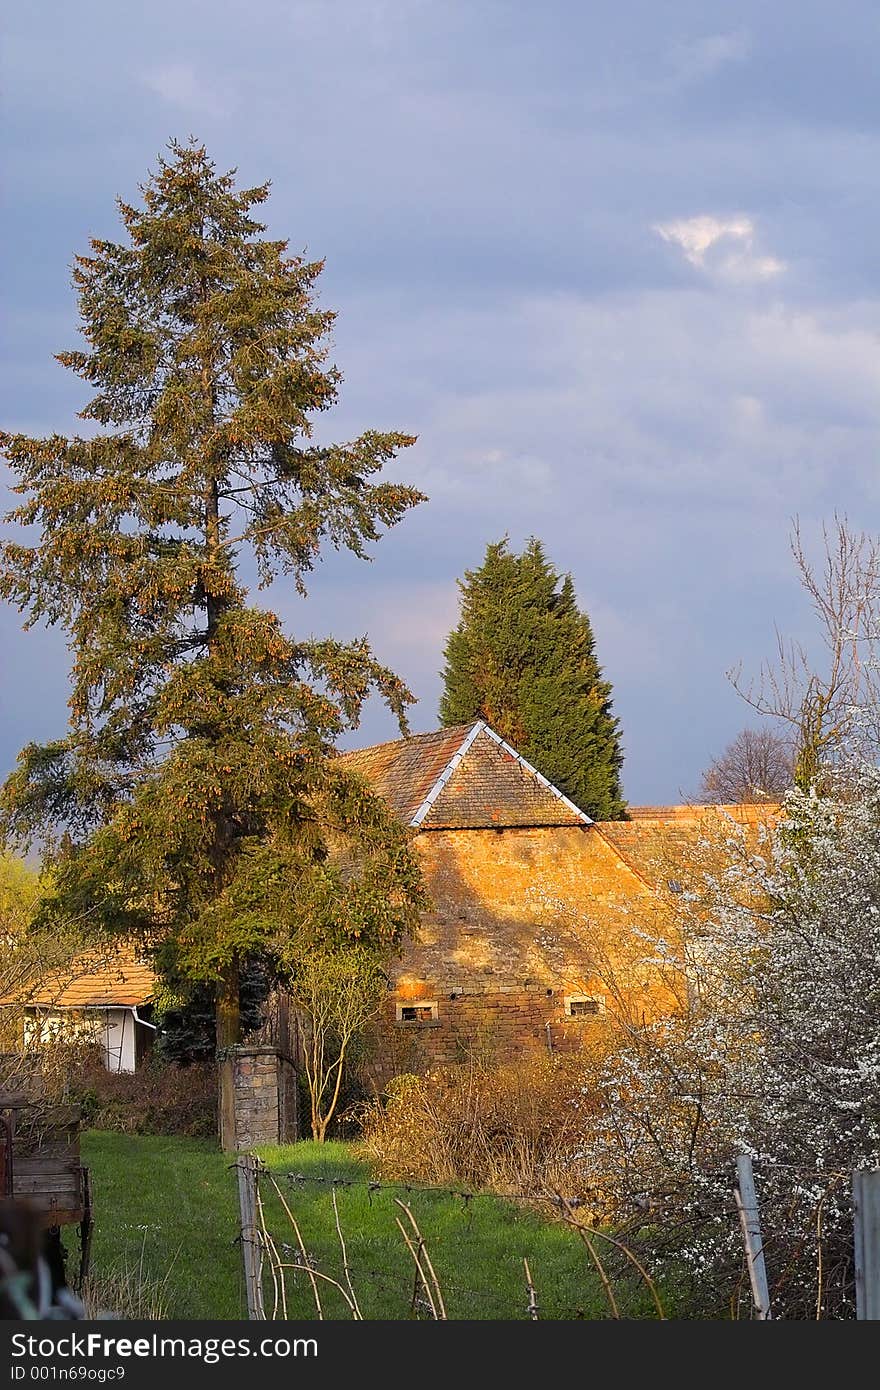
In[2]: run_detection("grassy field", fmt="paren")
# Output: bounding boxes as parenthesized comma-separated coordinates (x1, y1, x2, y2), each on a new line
(78, 1131, 668, 1320)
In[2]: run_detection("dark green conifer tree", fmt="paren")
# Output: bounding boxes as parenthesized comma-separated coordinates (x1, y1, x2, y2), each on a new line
(440, 538, 626, 819)
(0, 142, 427, 1143)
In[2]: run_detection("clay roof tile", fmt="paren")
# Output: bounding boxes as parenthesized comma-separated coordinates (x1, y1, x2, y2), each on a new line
(340, 722, 590, 829)
(24, 950, 156, 1009)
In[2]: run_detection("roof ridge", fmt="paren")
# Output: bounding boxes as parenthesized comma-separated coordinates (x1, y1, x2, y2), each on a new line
(338, 721, 593, 830)
(607, 801, 781, 822)
(474, 725, 592, 826)
(338, 722, 478, 761)
(410, 721, 487, 826)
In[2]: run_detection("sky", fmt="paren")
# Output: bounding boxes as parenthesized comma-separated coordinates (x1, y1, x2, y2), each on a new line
(3, 1, 880, 805)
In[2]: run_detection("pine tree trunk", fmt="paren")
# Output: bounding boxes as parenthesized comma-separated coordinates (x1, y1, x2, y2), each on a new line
(202, 352, 239, 1147)
(216, 961, 240, 1152)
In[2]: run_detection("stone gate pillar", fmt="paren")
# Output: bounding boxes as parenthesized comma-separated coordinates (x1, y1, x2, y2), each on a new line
(219, 1045, 300, 1151)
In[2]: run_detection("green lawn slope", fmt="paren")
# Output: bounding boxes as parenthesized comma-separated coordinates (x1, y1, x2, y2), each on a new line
(79, 1131, 666, 1320)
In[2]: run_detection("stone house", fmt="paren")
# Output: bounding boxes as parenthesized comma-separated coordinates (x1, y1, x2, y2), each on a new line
(342, 720, 760, 1079)
(10, 721, 770, 1088)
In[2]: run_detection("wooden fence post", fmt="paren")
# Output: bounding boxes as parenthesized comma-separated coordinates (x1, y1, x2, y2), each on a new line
(236, 1155, 265, 1320)
(734, 1155, 771, 1320)
(853, 1170, 880, 1320)
(78, 1166, 93, 1288)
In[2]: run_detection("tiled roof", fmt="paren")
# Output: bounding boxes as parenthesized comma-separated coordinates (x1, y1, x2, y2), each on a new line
(622, 804, 777, 822)
(340, 724, 478, 824)
(597, 803, 778, 887)
(340, 722, 590, 829)
(26, 950, 156, 1009)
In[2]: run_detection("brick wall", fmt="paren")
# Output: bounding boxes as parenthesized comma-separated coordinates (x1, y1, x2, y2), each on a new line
(237, 824, 680, 1101)
(369, 983, 608, 1080)
(369, 824, 676, 1083)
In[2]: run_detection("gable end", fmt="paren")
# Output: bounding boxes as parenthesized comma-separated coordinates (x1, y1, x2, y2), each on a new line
(415, 722, 592, 830)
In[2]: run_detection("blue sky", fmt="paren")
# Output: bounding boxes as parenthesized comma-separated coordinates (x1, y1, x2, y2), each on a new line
(3, 1, 880, 804)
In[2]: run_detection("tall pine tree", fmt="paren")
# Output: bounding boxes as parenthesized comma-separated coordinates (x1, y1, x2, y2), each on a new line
(440, 538, 626, 819)
(0, 142, 427, 1144)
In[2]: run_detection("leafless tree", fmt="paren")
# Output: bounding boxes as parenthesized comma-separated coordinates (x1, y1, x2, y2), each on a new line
(729, 516, 880, 788)
(0, 855, 102, 1098)
(699, 727, 793, 804)
(289, 945, 387, 1143)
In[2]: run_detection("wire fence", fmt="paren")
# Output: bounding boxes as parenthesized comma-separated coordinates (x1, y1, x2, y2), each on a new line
(238, 1156, 879, 1321)
(235, 1157, 669, 1322)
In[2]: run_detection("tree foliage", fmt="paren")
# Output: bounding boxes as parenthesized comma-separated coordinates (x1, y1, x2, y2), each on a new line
(0, 855, 47, 1055)
(153, 956, 273, 1066)
(0, 853, 40, 936)
(440, 537, 626, 819)
(0, 142, 427, 1074)
(289, 944, 387, 1142)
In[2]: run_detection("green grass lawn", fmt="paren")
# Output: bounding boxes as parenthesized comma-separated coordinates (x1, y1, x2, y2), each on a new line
(79, 1131, 668, 1320)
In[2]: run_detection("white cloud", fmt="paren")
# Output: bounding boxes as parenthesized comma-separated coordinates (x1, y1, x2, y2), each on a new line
(669, 31, 751, 84)
(654, 214, 785, 283)
(141, 62, 224, 117)
(415, 444, 553, 506)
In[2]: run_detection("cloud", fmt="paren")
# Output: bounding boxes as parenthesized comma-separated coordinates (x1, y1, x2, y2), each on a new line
(654, 214, 785, 283)
(669, 31, 751, 84)
(360, 284, 880, 526)
(141, 62, 224, 117)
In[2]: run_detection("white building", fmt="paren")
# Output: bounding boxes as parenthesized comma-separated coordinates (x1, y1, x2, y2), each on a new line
(24, 950, 157, 1072)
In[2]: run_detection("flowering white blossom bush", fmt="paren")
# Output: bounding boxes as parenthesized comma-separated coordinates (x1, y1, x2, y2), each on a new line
(573, 768, 880, 1317)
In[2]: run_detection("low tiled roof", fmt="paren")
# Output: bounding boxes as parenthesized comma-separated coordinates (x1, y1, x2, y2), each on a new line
(622, 804, 776, 822)
(597, 803, 778, 886)
(340, 722, 590, 830)
(26, 950, 156, 1009)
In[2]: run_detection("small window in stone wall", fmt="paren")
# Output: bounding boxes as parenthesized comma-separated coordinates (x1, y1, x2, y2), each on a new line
(564, 994, 605, 1018)
(396, 1001, 439, 1024)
